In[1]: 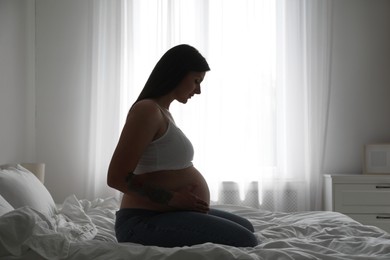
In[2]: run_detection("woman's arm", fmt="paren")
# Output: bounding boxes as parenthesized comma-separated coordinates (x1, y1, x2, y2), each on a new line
(107, 100, 162, 194)
(125, 172, 173, 204)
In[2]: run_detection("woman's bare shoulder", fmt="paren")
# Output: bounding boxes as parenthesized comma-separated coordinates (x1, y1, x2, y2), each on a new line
(131, 99, 159, 111)
(127, 99, 162, 122)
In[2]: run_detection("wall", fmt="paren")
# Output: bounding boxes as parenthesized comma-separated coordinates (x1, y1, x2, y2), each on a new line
(1, 0, 390, 202)
(0, 0, 35, 164)
(35, 0, 91, 202)
(323, 0, 390, 174)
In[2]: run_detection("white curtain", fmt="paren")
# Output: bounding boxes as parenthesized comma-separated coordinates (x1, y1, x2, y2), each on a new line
(88, 0, 333, 211)
(86, 0, 124, 200)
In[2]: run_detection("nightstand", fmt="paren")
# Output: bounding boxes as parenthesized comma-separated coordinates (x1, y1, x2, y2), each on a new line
(323, 174, 390, 233)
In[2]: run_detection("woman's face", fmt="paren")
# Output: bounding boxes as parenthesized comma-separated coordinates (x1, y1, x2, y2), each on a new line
(173, 72, 206, 104)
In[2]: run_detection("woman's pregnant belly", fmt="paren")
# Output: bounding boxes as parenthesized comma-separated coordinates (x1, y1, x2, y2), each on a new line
(120, 166, 210, 211)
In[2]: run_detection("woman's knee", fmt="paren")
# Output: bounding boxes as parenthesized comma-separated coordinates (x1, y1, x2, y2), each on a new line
(230, 228, 258, 247)
(209, 209, 255, 232)
(243, 218, 255, 232)
(241, 232, 258, 247)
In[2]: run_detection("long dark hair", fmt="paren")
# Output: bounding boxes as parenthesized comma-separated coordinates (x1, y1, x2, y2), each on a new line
(135, 44, 210, 103)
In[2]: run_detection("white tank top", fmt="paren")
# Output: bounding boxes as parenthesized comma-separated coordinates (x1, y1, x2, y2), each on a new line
(133, 108, 194, 175)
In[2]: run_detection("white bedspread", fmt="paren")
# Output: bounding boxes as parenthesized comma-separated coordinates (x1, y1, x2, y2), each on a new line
(1, 195, 390, 260)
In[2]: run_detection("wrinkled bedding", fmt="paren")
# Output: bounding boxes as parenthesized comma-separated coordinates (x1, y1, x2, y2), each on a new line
(1, 195, 390, 260)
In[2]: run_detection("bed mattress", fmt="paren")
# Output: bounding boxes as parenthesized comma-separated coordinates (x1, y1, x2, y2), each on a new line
(1, 195, 390, 260)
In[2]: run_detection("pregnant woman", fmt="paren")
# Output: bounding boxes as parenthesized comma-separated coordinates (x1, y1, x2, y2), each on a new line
(107, 44, 258, 247)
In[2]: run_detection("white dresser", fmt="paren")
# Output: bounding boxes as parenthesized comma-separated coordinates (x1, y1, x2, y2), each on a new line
(323, 174, 390, 233)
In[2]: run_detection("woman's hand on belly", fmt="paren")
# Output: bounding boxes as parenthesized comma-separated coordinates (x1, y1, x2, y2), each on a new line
(168, 185, 209, 213)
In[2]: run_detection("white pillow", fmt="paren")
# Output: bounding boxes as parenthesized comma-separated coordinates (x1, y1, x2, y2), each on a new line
(0, 164, 56, 217)
(0, 195, 14, 216)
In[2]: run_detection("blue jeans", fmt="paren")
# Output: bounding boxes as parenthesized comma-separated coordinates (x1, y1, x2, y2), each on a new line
(115, 208, 258, 247)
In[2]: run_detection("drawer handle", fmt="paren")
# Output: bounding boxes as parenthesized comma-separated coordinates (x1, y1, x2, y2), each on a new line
(376, 216, 390, 220)
(375, 185, 390, 189)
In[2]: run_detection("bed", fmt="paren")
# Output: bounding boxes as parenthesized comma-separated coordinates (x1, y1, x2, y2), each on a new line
(1, 164, 390, 260)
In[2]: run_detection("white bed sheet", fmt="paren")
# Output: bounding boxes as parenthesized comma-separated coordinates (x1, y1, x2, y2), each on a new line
(1, 195, 390, 260)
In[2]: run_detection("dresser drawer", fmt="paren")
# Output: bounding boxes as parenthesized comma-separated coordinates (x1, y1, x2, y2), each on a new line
(347, 214, 390, 233)
(334, 184, 390, 213)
